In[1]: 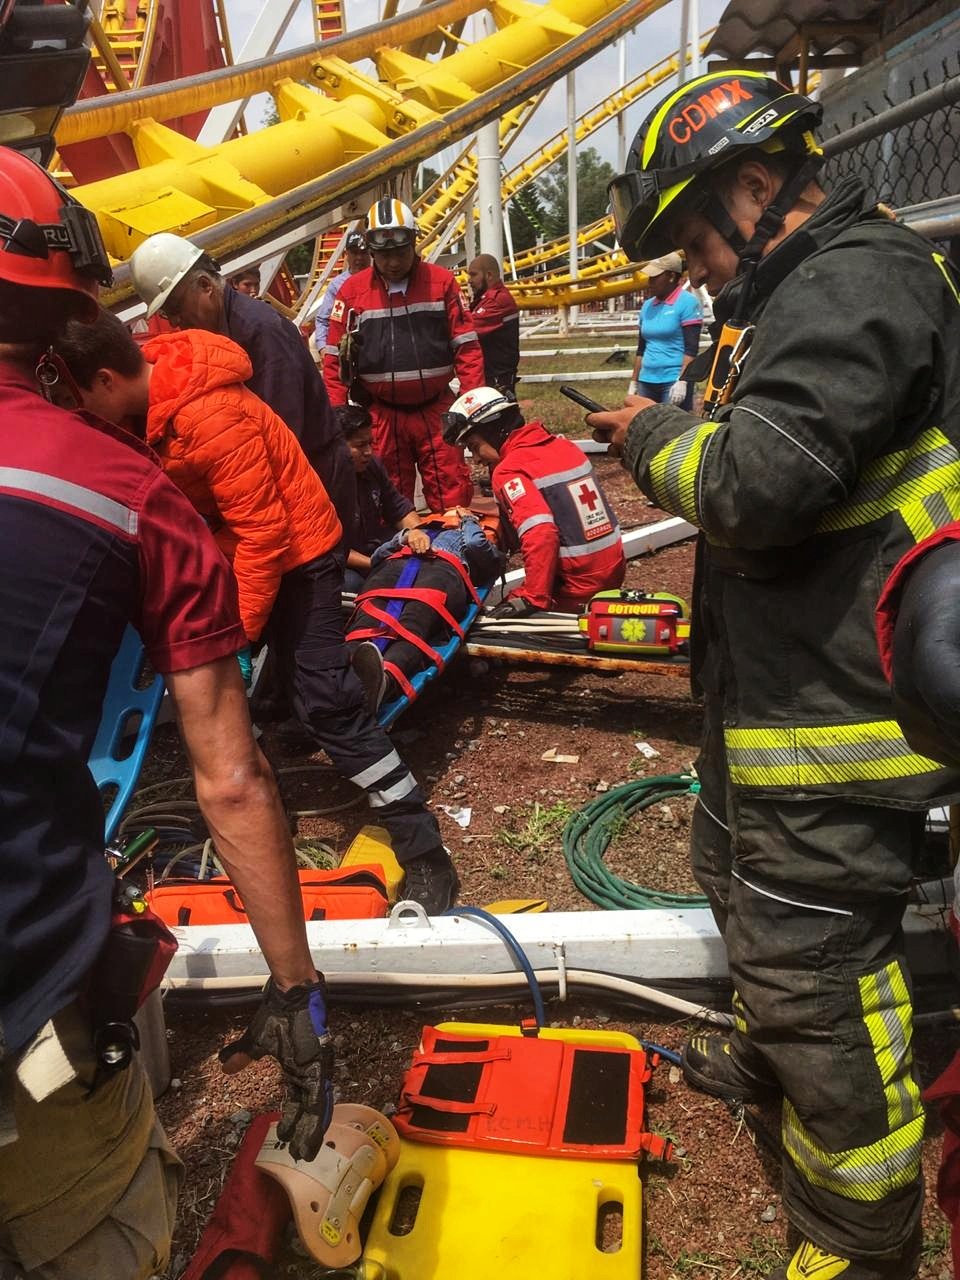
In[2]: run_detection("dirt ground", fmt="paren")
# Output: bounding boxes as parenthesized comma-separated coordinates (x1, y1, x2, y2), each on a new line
(146, 422, 957, 1278)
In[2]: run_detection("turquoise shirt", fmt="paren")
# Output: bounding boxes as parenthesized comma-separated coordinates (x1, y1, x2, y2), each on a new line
(638, 285, 702, 383)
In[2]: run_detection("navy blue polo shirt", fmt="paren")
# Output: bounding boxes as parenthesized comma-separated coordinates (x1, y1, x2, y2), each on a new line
(353, 455, 415, 555)
(0, 362, 245, 1057)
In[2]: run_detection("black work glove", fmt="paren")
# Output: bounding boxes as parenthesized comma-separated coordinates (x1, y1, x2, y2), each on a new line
(489, 596, 540, 620)
(219, 977, 334, 1161)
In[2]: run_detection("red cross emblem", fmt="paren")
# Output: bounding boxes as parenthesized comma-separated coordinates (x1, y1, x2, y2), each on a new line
(577, 482, 600, 512)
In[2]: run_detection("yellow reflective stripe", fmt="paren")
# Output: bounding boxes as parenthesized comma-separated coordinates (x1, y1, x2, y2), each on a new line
(817, 427, 960, 534)
(724, 720, 944, 788)
(933, 252, 960, 306)
(782, 1101, 923, 1202)
(858, 961, 922, 1135)
(732, 989, 748, 1034)
(648, 422, 719, 525)
(786, 1244, 850, 1279)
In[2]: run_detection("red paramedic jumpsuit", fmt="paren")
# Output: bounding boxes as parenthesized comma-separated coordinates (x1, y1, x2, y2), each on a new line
(492, 421, 625, 610)
(323, 257, 485, 512)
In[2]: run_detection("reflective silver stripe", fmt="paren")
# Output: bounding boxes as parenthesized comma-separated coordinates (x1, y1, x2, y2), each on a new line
(737, 404, 843, 487)
(516, 513, 556, 537)
(368, 771, 419, 807)
(695, 795, 729, 833)
(350, 749, 402, 789)
(361, 366, 454, 383)
(322, 344, 338, 356)
(0, 466, 138, 536)
(501, 313, 520, 325)
(782, 1101, 923, 1201)
(730, 868, 853, 916)
(357, 301, 447, 321)
(533, 460, 592, 490)
(451, 330, 478, 348)
(558, 527, 622, 558)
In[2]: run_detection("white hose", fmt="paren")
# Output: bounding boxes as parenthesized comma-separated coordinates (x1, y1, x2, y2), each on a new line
(162, 967, 733, 1025)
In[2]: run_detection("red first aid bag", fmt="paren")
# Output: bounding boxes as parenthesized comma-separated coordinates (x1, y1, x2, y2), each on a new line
(147, 866, 389, 927)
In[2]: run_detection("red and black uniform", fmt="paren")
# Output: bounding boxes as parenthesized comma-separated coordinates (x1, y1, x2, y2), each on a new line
(469, 280, 520, 391)
(323, 257, 484, 512)
(0, 361, 245, 1061)
(492, 421, 625, 611)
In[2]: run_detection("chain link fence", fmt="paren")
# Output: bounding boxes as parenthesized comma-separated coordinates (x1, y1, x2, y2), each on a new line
(821, 52, 960, 214)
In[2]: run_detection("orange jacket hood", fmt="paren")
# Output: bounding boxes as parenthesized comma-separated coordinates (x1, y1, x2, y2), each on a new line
(143, 329, 253, 437)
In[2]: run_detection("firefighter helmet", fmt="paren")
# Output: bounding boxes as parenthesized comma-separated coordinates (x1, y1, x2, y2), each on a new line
(608, 70, 823, 262)
(129, 232, 207, 318)
(0, 147, 111, 298)
(442, 386, 518, 447)
(366, 198, 417, 250)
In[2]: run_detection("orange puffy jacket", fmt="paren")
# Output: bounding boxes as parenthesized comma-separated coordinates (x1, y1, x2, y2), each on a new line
(144, 329, 342, 642)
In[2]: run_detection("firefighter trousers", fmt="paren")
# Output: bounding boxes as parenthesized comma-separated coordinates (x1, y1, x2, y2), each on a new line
(370, 398, 472, 513)
(268, 554, 443, 866)
(692, 696, 926, 1263)
(350, 557, 469, 702)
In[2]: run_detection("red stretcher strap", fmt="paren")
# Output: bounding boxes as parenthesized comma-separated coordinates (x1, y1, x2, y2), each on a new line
(360, 602, 446, 668)
(354, 586, 465, 640)
(394, 545, 482, 607)
(383, 659, 415, 701)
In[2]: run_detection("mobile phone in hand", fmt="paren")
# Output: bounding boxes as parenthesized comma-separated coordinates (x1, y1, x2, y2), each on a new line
(559, 384, 606, 414)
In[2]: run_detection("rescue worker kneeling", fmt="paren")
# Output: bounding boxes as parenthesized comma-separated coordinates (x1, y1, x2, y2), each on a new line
(54, 309, 460, 915)
(347, 510, 504, 712)
(442, 388, 625, 617)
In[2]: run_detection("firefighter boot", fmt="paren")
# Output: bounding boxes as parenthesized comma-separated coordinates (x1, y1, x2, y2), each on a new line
(681, 1033, 780, 1103)
(767, 1230, 921, 1279)
(402, 847, 460, 915)
(351, 641, 387, 714)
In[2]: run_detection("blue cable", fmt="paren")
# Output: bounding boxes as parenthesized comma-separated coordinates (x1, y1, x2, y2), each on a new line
(445, 905, 546, 1028)
(641, 1040, 682, 1067)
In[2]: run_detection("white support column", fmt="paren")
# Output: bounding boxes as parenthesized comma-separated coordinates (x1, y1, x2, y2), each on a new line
(197, 0, 301, 145)
(611, 36, 628, 314)
(566, 72, 579, 328)
(502, 202, 518, 280)
(677, 0, 691, 86)
(463, 189, 477, 263)
(689, 0, 701, 78)
(477, 120, 503, 262)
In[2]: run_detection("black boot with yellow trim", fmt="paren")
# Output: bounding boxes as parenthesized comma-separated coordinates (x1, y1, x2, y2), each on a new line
(681, 1033, 780, 1104)
(768, 1228, 921, 1279)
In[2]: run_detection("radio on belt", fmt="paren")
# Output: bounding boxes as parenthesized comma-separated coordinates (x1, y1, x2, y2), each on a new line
(578, 589, 691, 657)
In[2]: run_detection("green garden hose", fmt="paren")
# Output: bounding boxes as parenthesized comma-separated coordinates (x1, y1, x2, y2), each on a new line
(562, 774, 709, 910)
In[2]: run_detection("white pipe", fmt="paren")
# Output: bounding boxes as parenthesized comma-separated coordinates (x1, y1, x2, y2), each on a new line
(163, 966, 735, 1025)
(677, 0, 691, 87)
(566, 72, 579, 328)
(689, 0, 701, 78)
(477, 121, 503, 261)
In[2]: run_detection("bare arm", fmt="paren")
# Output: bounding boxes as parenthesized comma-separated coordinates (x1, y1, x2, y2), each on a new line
(166, 656, 317, 991)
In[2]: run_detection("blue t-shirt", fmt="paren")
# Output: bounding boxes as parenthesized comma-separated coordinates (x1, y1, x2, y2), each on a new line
(638, 286, 702, 383)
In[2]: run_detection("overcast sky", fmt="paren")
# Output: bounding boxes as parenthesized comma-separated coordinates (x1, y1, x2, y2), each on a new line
(227, 0, 729, 180)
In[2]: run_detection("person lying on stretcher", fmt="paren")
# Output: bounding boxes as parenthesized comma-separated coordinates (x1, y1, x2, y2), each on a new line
(347, 509, 504, 712)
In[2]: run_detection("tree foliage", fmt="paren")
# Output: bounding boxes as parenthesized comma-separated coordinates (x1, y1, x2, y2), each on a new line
(534, 146, 616, 238)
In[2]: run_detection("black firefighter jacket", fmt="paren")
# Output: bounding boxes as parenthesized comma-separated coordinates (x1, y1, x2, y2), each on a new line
(622, 178, 960, 809)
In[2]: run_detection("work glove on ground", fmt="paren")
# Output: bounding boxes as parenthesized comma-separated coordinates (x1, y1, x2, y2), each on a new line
(667, 379, 688, 406)
(219, 977, 334, 1161)
(489, 596, 540, 620)
(236, 644, 253, 687)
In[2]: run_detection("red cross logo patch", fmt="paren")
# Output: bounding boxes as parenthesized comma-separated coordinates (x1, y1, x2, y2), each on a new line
(569, 477, 612, 540)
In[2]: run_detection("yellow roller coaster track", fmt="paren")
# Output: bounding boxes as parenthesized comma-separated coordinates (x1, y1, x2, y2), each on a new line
(59, 0, 670, 308)
(418, 32, 714, 255)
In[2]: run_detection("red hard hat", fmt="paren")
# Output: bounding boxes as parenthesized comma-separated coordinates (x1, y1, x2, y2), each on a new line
(0, 146, 111, 299)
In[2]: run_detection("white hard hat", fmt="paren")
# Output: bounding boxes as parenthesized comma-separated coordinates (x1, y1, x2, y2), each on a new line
(129, 232, 205, 317)
(365, 197, 417, 249)
(441, 386, 516, 447)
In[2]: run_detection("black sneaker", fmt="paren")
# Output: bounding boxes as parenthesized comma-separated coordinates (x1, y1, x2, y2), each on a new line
(681, 1033, 780, 1103)
(402, 848, 460, 915)
(767, 1232, 921, 1279)
(351, 641, 387, 714)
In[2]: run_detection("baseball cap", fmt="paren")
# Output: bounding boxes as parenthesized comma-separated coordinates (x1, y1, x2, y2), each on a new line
(643, 252, 684, 276)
